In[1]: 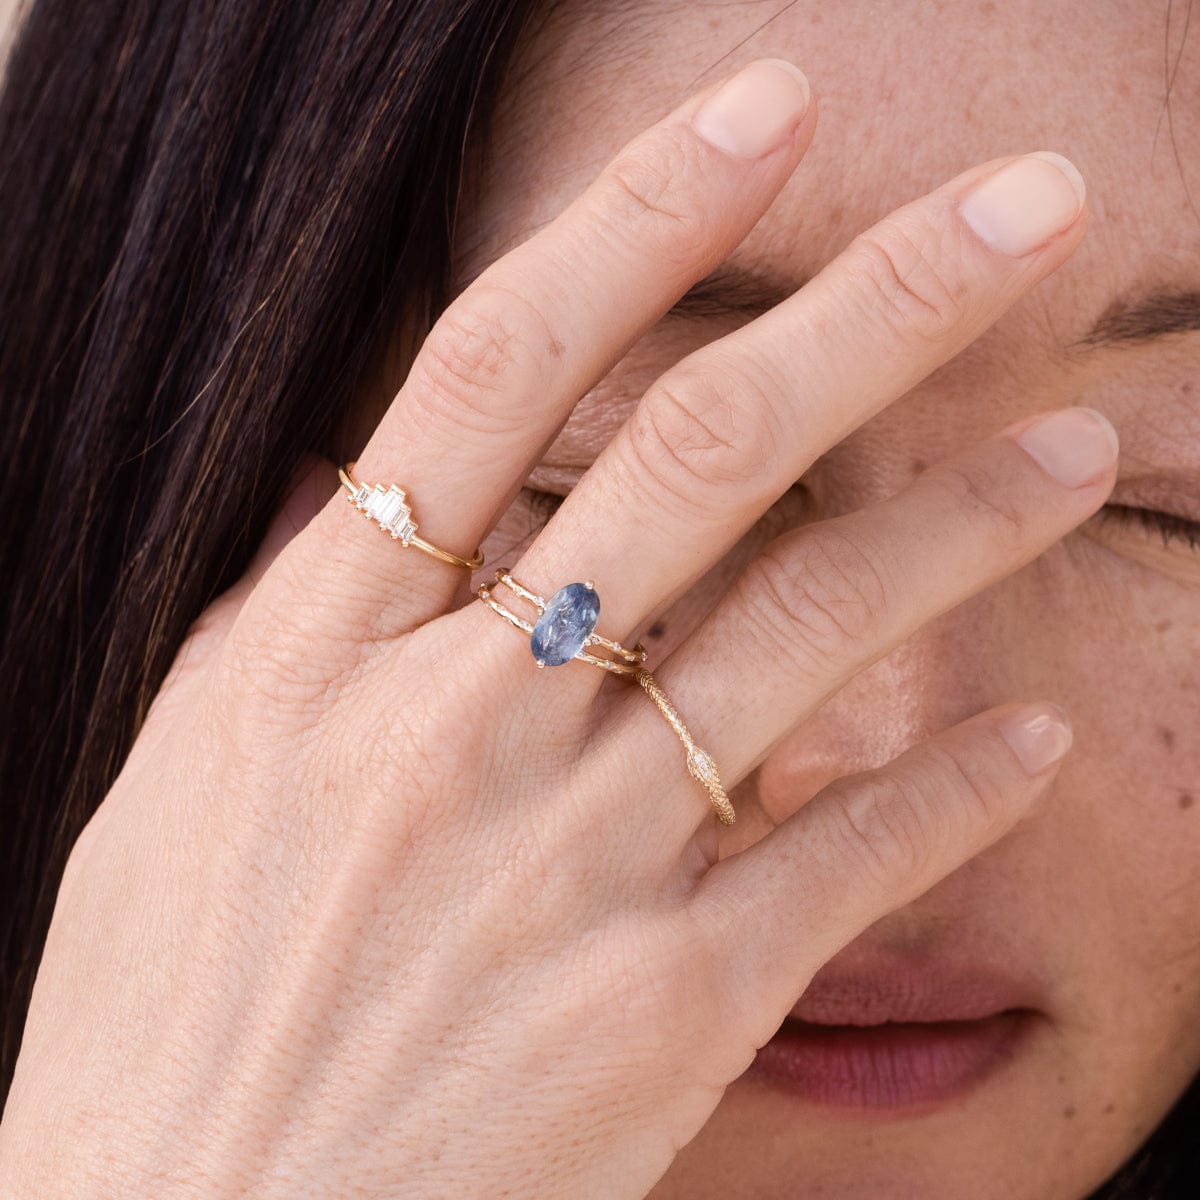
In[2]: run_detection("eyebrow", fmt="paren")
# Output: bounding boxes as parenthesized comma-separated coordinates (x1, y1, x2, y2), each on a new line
(663, 263, 1200, 353)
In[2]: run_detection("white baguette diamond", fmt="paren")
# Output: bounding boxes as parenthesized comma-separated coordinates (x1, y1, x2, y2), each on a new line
(375, 489, 402, 527)
(354, 482, 418, 544)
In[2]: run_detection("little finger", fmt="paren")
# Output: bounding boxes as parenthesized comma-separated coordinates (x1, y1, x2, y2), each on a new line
(689, 699, 1073, 1050)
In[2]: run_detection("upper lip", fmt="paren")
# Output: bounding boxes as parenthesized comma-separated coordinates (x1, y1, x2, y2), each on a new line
(787, 960, 1044, 1026)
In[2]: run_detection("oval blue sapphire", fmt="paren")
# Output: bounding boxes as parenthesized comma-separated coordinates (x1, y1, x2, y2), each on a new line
(530, 582, 600, 667)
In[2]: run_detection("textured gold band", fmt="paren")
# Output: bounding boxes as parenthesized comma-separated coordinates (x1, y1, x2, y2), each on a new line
(633, 667, 736, 825)
(338, 461, 484, 570)
(477, 568, 648, 675)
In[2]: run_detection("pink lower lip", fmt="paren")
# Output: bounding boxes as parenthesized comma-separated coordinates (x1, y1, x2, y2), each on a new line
(744, 1010, 1033, 1113)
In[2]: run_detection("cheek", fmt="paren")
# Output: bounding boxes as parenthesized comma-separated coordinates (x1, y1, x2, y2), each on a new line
(1061, 537, 1200, 953)
(1006, 540, 1200, 1134)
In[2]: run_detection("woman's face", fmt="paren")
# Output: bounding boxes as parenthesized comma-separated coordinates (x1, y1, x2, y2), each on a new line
(366, 2, 1200, 1195)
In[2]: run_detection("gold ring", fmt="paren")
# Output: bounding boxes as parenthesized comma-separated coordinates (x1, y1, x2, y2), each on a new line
(477, 568, 647, 675)
(338, 461, 484, 570)
(633, 667, 736, 825)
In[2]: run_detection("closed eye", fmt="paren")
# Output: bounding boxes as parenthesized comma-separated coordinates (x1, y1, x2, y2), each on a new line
(1094, 504, 1200, 551)
(524, 490, 1200, 553)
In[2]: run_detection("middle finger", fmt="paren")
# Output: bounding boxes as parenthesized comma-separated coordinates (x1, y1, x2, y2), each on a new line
(500, 150, 1089, 673)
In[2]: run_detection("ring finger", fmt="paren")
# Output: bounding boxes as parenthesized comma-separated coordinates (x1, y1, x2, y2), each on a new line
(606, 401, 1117, 851)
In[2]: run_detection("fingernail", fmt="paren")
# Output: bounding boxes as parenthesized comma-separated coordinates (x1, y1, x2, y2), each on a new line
(999, 703, 1074, 775)
(1014, 406, 1119, 488)
(958, 151, 1086, 256)
(691, 58, 811, 160)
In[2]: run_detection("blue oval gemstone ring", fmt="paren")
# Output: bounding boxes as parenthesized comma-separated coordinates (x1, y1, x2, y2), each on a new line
(476, 569, 648, 674)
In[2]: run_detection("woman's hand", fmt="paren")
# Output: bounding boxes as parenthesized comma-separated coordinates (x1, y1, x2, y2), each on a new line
(0, 58, 1113, 1199)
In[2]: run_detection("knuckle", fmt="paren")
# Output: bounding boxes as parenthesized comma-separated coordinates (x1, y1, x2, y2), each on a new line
(848, 218, 970, 343)
(828, 737, 1013, 893)
(739, 528, 889, 670)
(596, 135, 717, 269)
(408, 284, 557, 434)
(621, 360, 778, 518)
(674, 898, 775, 1066)
(912, 736, 1011, 833)
(645, 914, 727, 1042)
(922, 457, 1027, 544)
(825, 771, 933, 889)
(338, 683, 482, 848)
(216, 578, 347, 715)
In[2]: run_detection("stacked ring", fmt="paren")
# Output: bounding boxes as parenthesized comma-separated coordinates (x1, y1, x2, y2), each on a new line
(476, 567, 735, 824)
(477, 568, 647, 674)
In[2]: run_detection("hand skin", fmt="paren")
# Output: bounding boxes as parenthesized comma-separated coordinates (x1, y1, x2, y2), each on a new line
(360, 3, 1197, 1198)
(0, 26, 1157, 1200)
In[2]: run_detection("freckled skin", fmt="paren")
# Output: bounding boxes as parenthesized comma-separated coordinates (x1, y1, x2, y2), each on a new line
(350, 2, 1200, 1196)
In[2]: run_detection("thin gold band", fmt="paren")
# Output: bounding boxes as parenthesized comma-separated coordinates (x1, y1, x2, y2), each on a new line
(338, 461, 484, 570)
(633, 667, 736, 825)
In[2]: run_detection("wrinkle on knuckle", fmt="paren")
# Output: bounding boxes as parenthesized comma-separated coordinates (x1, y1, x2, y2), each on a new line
(210, 590, 355, 729)
(342, 685, 484, 845)
(740, 529, 888, 669)
(596, 137, 715, 268)
(672, 903, 759, 1046)
(408, 284, 555, 434)
(583, 912, 702, 1038)
(849, 219, 968, 344)
(826, 773, 929, 888)
(219, 559, 368, 700)
(924, 458, 1027, 544)
(915, 737, 1007, 833)
(384, 682, 482, 785)
(218, 607, 344, 717)
(621, 367, 770, 517)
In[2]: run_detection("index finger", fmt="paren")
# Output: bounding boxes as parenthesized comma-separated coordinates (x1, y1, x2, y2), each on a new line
(278, 58, 817, 645)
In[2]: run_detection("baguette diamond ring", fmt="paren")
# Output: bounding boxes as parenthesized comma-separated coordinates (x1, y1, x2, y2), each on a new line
(338, 461, 484, 570)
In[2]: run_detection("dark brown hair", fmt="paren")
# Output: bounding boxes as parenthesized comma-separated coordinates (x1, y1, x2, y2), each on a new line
(0, 1, 1195, 1193)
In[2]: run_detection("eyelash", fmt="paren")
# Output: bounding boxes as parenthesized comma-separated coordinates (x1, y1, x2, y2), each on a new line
(524, 490, 1200, 553)
(1095, 504, 1200, 550)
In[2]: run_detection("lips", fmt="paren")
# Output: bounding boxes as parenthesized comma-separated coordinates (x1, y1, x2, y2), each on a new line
(748, 1010, 1036, 1110)
(787, 958, 1044, 1026)
(737, 957, 1047, 1110)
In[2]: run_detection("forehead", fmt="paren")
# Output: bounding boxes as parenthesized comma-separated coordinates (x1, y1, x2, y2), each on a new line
(452, 0, 1200, 470)
(461, 0, 1197, 301)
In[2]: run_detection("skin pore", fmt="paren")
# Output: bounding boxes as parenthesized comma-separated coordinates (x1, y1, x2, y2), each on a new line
(347, 1, 1200, 1197)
